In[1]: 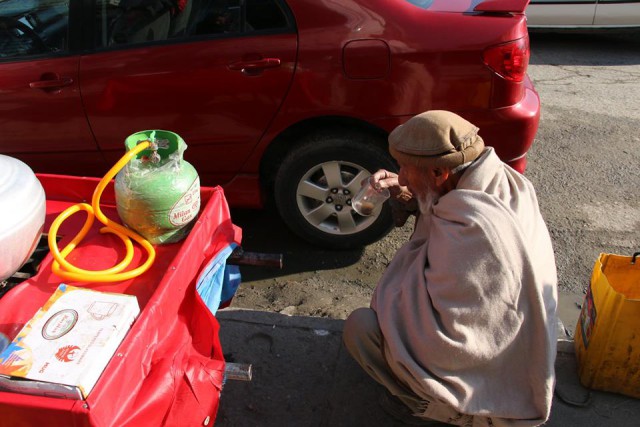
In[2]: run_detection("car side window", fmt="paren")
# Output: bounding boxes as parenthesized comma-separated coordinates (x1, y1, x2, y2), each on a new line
(0, 0, 69, 59)
(245, 0, 289, 31)
(95, 0, 291, 48)
(96, 0, 177, 46)
(187, 0, 242, 36)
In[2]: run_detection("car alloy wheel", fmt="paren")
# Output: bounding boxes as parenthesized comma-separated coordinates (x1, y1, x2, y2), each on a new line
(274, 133, 396, 249)
(295, 159, 379, 235)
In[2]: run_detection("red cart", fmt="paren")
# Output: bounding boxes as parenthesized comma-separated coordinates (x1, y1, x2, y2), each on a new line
(0, 174, 241, 426)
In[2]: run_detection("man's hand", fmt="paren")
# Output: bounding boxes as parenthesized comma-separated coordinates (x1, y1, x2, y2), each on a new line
(369, 169, 399, 193)
(367, 169, 417, 227)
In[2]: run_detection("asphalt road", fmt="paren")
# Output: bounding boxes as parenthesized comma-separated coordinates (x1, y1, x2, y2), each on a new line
(525, 30, 640, 325)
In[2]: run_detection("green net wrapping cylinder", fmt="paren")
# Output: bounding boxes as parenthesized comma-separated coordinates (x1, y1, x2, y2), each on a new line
(115, 130, 200, 245)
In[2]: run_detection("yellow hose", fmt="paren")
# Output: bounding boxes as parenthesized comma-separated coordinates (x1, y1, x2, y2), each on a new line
(48, 141, 156, 283)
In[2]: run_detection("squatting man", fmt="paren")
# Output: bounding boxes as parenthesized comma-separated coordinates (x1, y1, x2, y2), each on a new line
(343, 110, 558, 426)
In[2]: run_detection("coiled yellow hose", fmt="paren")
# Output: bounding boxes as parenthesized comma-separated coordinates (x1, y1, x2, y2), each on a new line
(48, 141, 156, 283)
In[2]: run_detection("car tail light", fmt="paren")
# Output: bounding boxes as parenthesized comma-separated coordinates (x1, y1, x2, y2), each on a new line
(482, 36, 530, 82)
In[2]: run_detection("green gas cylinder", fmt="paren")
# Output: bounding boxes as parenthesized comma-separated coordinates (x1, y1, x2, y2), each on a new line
(114, 130, 200, 245)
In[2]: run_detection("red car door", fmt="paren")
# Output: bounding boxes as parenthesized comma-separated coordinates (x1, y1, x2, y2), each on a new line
(79, 0, 297, 185)
(0, 1, 101, 175)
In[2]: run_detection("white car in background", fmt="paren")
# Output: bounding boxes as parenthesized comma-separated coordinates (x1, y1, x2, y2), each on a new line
(527, 0, 640, 28)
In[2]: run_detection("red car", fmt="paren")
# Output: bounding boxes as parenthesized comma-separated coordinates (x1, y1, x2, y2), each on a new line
(0, 0, 539, 249)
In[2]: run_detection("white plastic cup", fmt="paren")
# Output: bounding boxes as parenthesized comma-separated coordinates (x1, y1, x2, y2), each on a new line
(352, 179, 390, 216)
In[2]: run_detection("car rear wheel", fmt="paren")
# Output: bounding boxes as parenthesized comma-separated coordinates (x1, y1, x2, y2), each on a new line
(274, 132, 397, 249)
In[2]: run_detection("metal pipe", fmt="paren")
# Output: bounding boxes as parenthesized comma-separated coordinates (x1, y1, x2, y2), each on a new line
(227, 247, 283, 269)
(224, 362, 253, 381)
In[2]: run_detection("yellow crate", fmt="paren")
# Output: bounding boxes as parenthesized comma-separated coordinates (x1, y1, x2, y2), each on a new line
(574, 252, 640, 398)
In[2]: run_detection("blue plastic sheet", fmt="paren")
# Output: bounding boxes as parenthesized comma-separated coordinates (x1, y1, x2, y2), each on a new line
(196, 243, 241, 315)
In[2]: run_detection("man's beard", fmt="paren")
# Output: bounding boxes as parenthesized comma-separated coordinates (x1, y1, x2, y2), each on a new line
(417, 188, 439, 216)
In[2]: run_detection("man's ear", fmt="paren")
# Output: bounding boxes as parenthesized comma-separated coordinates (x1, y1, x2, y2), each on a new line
(430, 168, 450, 187)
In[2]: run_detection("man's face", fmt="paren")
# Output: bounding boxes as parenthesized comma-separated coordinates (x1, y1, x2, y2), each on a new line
(397, 161, 432, 199)
(397, 160, 442, 215)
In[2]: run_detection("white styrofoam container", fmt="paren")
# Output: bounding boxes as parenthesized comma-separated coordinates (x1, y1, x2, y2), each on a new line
(0, 155, 46, 281)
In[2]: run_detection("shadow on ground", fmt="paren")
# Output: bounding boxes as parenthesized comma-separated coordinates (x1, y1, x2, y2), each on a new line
(230, 207, 364, 281)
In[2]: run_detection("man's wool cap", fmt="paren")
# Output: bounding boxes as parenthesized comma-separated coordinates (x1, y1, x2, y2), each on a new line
(388, 110, 485, 169)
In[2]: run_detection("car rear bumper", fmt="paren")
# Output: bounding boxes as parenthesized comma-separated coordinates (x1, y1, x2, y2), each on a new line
(470, 75, 541, 172)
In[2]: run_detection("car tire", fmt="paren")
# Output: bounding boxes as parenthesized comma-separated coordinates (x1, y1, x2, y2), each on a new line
(274, 131, 397, 249)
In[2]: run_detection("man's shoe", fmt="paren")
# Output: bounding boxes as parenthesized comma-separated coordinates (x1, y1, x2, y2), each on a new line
(378, 390, 443, 426)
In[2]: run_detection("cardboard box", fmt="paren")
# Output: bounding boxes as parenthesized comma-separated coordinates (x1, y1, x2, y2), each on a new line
(0, 284, 139, 399)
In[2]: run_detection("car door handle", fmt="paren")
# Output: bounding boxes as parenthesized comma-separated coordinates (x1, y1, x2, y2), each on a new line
(29, 77, 74, 90)
(228, 58, 281, 72)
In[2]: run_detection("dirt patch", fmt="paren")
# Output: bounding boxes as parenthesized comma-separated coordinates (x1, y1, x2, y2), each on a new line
(229, 209, 413, 319)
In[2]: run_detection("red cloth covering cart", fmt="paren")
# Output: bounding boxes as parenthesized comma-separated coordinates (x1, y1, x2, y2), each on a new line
(0, 174, 241, 426)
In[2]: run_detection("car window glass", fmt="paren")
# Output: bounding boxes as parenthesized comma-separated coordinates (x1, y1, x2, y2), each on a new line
(95, 0, 290, 48)
(96, 0, 176, 46)
(0, 0, 69, 59)
(245, 0, 289, 31)
(186, 0, 241, 37)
